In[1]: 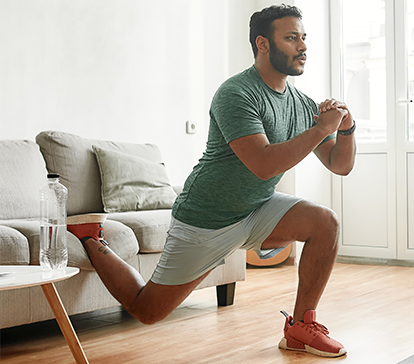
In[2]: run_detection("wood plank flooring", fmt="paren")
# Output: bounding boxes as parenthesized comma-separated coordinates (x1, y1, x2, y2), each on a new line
(1, 262, 414, 363)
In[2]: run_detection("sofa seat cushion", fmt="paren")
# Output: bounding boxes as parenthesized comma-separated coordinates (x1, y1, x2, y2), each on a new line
(0, 219, 139, 271)
(0, 220, 41, 267)
(67, 219, 139, 270)
(0, 224, 30, 265)
(107, 210, 172, 253)
(0, 140, 48, 220)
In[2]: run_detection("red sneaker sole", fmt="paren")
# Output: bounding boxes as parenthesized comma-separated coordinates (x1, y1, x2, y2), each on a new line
(278, 338, 347, 358)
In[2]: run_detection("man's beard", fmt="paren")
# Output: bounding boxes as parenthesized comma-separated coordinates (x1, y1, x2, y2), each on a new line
(268, 39, 305, 76)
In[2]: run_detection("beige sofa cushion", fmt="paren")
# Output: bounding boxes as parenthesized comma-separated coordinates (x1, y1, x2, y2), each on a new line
(0, 219, 139, 270)
(36, 131, 165, 216)
(66, 219, 140, 271)
(107, 209, 172, 253)
(0, 225, 30, 265)
(93, 146, 177, 213)
(0, 140, 48, 220)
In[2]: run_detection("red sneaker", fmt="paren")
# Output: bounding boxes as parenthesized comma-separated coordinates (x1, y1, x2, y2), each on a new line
(67, 214, 108, 246)
(278, 310, 346, 357)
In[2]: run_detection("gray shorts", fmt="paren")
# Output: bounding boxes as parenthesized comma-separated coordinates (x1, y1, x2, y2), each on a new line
(150, 192, 302, 285)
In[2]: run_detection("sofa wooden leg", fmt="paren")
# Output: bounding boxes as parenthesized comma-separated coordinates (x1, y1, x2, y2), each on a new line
(216, 282, 236, 306)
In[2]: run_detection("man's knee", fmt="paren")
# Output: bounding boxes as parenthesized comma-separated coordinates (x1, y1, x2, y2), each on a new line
(312, 205, 340, 247)
(125, 298, 169, 325)
(123, 275, 210, 325)
(319, 206, 339, 232)
(301, 201, 338, 234)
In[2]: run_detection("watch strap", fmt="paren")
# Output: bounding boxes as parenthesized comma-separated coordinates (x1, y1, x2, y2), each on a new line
(337, 120, 356, 136)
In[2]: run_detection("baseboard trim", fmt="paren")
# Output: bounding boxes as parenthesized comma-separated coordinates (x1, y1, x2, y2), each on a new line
(337, 255, 414, 267)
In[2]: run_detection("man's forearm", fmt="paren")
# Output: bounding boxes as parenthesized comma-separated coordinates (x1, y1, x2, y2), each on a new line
(327, 132, 356, 176)
(315, 100, 356, 176)
(261, 125, 331, 178)
(230, 107, 349, 181)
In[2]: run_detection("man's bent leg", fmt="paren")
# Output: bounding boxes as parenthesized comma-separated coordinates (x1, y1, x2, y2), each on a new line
(261, 200, 345, 357)
(261, 200, 339, 322)
(83, 239, 211, 325)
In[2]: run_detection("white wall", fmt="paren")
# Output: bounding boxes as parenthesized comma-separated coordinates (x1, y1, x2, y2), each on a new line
(0, 0, 331, 193)
(0, 0, 257, 185)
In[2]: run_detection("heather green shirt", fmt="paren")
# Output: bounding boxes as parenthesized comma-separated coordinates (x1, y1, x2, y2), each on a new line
(172, 66, 334, 229)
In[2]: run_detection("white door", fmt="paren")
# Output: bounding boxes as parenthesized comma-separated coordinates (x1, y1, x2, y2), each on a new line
(396, 0, 414, 260)
(331, 0, 414, 260)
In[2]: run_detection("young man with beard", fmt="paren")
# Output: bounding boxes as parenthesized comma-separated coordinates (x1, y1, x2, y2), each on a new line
(68, 4, 356, 358)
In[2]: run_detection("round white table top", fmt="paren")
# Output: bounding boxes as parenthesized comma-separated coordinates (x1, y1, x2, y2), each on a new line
(0, 265, 80, 291)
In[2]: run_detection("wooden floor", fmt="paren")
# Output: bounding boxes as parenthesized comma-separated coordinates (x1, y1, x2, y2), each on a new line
(1, 262, 414, 364)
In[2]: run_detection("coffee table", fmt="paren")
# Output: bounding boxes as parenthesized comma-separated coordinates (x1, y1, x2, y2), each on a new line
(0, 265, 89, 364)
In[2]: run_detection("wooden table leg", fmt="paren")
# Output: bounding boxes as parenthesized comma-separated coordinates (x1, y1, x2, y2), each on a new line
(41, 283, 89, 364)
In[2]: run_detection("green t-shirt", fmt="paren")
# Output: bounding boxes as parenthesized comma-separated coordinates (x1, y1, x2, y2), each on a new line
(172, 66, 334, 229)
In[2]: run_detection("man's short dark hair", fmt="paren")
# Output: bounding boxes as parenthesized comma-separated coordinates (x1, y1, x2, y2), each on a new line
(249, 4, 303, 58)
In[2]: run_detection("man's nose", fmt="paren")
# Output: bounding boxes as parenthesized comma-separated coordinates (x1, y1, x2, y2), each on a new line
(298, 39, 307, 53)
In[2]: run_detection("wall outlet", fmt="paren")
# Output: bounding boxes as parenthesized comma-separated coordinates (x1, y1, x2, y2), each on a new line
(186, 120, 197, 134)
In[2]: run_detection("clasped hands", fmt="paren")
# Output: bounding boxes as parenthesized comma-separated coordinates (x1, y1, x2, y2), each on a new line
(314, 98, 354, 135)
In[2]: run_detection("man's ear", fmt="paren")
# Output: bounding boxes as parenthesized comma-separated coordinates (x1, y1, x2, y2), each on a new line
(256, 35, 269, 54)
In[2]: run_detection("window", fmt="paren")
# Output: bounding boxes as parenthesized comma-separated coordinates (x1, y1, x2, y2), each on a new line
(342, 0, 387, 143)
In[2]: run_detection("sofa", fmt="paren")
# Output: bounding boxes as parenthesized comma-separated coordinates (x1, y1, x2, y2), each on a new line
(0, 131, 246, 329)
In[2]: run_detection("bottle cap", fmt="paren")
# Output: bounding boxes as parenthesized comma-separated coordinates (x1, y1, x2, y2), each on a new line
(47, 173, 60, 179)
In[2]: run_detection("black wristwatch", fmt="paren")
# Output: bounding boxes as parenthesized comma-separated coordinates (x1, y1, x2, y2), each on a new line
(337, 120, 356, 136)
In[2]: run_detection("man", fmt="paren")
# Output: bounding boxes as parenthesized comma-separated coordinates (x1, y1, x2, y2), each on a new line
(68, 4, 356, 358)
